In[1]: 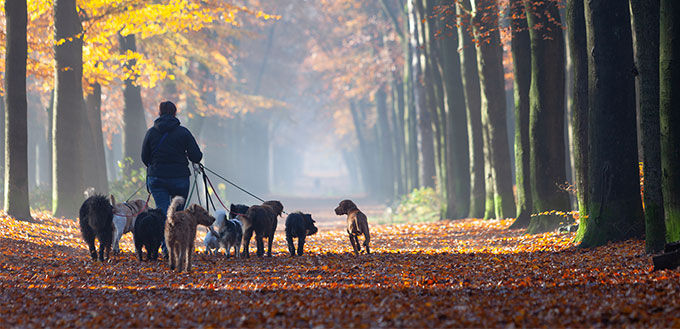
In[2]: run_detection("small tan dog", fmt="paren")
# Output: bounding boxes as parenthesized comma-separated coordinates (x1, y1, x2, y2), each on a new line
(334, 199, 370, 255)
(165, 196, 215, 272)
(109, 195, 147, 254)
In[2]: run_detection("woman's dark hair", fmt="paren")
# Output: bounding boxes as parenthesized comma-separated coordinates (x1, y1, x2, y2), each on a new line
(159, 101, 177, 116)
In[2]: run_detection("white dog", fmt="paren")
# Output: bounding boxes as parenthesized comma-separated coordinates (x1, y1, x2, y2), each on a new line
(203, 226, 221, 255)
(110, 195, 147, 253)
(203, 210, 228, 255)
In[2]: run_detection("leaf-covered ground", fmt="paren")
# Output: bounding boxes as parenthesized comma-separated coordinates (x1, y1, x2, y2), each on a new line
(1, 213, 678, 328)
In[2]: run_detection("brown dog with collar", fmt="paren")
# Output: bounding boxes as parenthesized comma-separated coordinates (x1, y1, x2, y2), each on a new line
(334, 199, 370, 255)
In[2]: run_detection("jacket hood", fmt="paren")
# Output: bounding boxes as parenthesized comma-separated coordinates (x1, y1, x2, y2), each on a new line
(154, 114, 180, 133)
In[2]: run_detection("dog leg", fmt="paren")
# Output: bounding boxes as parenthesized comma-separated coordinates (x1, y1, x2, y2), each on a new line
(186, 241, 193, 272)
(349, 234, 359, 255)
(84, 234, 97, 261)
(363, 233, 370, 254)
(267, 232, 275, 257)
(297, 235, 305, 256)
(286, 234, 295, 257)
(177, 247, 185, 273)
(169, 245, 176, 270)
(242, 229, 252, 258)
(112, 224, 122, 254)
(353, 235, 362, 253)
(98, 238, 106, 262)
(235, 241, 241, 259)
(256, 235, 265, 257)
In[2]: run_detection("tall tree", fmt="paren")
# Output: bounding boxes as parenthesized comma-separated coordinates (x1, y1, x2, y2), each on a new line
(509, 0, 532, 229)
(84, 83, 109, 194)
(578, 0, 644, 247)
(525, 0, 571, 234)
(473, 0, 516, 219)
(53, 0, 85, 218)
(457, 0, 485, 218)
(376, 87, 395, 200)
(631, 0, 664, 252)
(661, 0, 680, 243)
(413, 0, 436, 189)
(4, 0, 33, 221)
(119, 34, 147, 173)
(441, 8, 471, 220)
(567, 0, 589, 241)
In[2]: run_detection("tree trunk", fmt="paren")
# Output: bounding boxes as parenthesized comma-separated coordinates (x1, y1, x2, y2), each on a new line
(474, 0, 516, 219)
(661, 0, 680, 244)
(440, 11, 470, 219)
(405, 0, 420, 191)
(413, 0, 436, 189)
(509, 0, 532, 229)
(458, 0, 485, 218)
(85, 83, 109, 194)
(119, 34, 147, 173)
(525, 0, 571, 234)
(630, 0, 664, 252)
(376, 87, 394, 201)
(392, 78, 407, 197)
(567, 0, 590, 241)
(579, 0, 644, 247)
(4, 0, 33, 221)
(0, 97, 4, 209)
(53, 0, 85, 218)
(482, 121, 496, 219)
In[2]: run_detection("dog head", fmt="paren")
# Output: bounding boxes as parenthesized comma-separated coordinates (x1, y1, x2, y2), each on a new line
(84, 187, 96, 199)
(229, 204, 250, 219)
(127, 199, 147, 213)
(335, 199, 358, 215)
(303, 213, 318, 236)
(214, 210, 227, 230)
(185, 204, 216, 227)
(263, 200, 284, 217)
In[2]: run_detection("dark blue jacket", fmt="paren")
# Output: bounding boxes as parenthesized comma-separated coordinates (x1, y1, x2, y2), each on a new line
(141, 115, 202, 178)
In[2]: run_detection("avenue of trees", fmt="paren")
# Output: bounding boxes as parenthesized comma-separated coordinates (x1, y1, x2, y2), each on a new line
(2, 0, 680, 251)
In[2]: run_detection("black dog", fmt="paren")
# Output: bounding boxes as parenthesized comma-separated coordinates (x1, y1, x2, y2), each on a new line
(219, 216, 244, 258)
(285, 212, 318, 256)
(229, 204, 249, 219)
(79, 194, 114, 261)
(242, 200, 283, 258)
(133, 208, 165, 262)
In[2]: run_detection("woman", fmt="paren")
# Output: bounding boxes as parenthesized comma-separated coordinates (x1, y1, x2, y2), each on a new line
(141, 101, 202, 255)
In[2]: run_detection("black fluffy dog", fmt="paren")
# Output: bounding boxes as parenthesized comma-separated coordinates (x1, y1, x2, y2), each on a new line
(229, 204, 249, 219)
(285, 212, 318, 256)
(79, 194, 114, 261)
(133, 208, 165, 261)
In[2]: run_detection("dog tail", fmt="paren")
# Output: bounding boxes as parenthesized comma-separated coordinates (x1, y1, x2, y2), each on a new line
(168, 196, 185, 219)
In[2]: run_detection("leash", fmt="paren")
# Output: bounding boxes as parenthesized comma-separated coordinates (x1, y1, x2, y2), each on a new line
(202, 168, 230, 211)
(125, 184, 146, 203)
(186, 165, 200, 206)
(200, 165, 266, 204)
(199, 164, 287, 216)
(199, 165, 217, 213)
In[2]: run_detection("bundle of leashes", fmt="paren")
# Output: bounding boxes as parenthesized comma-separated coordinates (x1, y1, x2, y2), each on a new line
(186, 163, 277, 217)
(122, 163, 271, 218)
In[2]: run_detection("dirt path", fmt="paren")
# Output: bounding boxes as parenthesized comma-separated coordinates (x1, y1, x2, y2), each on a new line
(1, 213, 678, 327)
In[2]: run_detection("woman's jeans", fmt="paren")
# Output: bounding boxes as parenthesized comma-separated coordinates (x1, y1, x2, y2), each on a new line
(147, 176, 190, 255)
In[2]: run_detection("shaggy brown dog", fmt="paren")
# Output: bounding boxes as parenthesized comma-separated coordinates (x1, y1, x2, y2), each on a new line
(242, 200, 283, 258)
(334, 199, 371, 254)
(165, 196, 215, 272)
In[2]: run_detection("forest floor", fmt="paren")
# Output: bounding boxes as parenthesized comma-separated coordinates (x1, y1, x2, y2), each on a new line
(1, 212, 679, 328)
